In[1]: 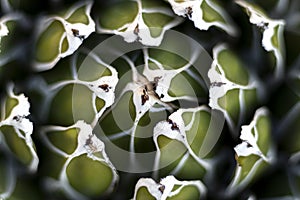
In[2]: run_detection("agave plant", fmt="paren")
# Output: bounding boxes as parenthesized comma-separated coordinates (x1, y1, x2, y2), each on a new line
(0, 0, 299, 199)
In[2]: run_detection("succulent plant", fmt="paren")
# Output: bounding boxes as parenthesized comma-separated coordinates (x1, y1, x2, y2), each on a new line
(0, 0, 299, 199)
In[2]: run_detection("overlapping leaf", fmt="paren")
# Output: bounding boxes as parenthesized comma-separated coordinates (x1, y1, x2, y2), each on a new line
(132, 175, 206, 200)
(226, 107, 275, 196)
(166, 0, 237, 36)
(96, 0, 182, 46)
(0, 84, 39, 172)
(153, 106, 214, 179)
(208, 43, 264, 134)
(33, 1, 95, 71)
(40, 120, 118, 199)
(236, 0, 285, 79)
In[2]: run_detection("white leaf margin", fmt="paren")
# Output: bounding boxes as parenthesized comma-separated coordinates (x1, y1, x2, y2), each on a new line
(97, 0, 183, 46)
(132, 175, 206, 200)
(166, 0, 238, 36)
(236, 0, 285, 79)
(33, 1, 95, 71)
(0, 84, 39, 172)
(40, 120, 119, 200)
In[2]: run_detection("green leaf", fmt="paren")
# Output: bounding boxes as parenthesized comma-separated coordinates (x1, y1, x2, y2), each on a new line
(96, 0, 182, 46)
(216, 49, 249, 85)
(49, 84, 95, 125)
(98, 1, 138, 30)
(35, 20, 65, 63)
(166, 0, 237, 36)
(33, 1, 95, 71)
(0, 126, 33, 166)
(67, 154, 114, 197)
(47, 128, 79, 154)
